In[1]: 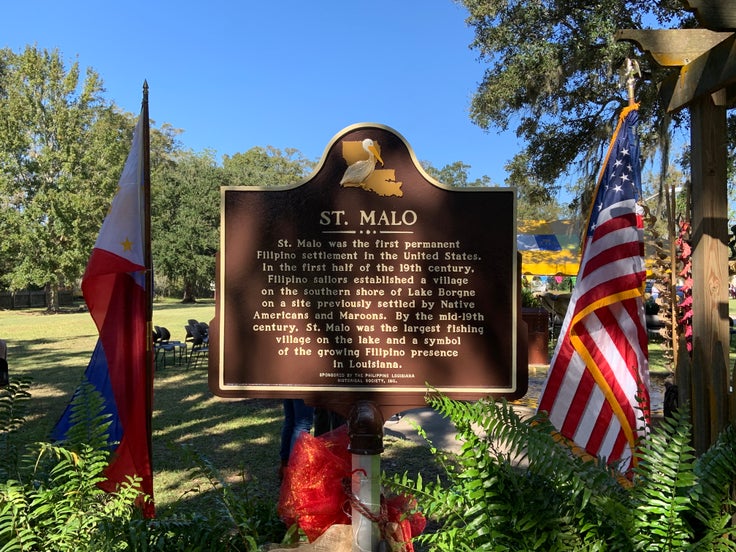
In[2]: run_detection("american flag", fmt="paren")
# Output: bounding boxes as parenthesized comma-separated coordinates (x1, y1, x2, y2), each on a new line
(537, 104, 650, 472)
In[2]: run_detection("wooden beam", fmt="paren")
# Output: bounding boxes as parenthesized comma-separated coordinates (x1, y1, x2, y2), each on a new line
(666, 32, 736, 112)
(684, 0, 736, 31)
(722, 82, 736, 104)
(658, 71, 736, 112)
(616, 29, 732, 66)
(616, 29, 736, 111)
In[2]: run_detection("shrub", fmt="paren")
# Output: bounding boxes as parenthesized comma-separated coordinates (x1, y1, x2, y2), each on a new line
(0, 378, 287, 551)
(386, 393, 736, 551)
(0, 381, 141, 551)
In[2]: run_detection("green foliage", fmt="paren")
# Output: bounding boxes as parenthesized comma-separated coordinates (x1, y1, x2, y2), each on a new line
(632, 398, 696, 550)
(175, 444, 286, 550)
(0, 46, 185, 304)
(521, 286, 542, 308)
(505, 153, 563, 220)
(0, 46, 132, 305)
(0, 379, 32, 482)
(386, 393, 736, 551)
(113, 444, 286, 551)
(687, 423, 736, 550)
(151, 150, 223, 301)
(0, 381, 140, 551)
(421, 160, 493, 188)
(456, 0, 723, 207)
(221, 146, 314, 188)
(151, 145, 315, 302)
(0, 377, 288, 551)
(61, 381, 116, 451)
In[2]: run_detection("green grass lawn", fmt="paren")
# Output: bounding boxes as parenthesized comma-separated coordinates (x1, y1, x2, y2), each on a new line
(0, 299, 442, 517)
(1, 300, 730, 515)
(0, 299, 285, 514)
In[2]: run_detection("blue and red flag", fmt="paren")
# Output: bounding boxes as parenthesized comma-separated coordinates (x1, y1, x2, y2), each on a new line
(537, 104, 650, 473)
(53, 99, 154, 515)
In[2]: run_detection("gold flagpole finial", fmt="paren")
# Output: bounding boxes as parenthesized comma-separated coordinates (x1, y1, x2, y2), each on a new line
(625, 58, 641, 106)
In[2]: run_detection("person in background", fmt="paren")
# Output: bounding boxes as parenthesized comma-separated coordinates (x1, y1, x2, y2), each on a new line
(279, 399, 314, 480)
(0, 339, 7, 387)
(530, 276, 547, 294)
(313, 407, 346, 436)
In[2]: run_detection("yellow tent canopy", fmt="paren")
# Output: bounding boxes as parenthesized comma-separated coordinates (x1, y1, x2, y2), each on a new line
(518, 218, 658, 278)
(518, 219, 581, 277)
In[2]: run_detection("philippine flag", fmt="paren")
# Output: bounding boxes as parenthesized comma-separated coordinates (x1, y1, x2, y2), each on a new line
(52, 108, 154, 516)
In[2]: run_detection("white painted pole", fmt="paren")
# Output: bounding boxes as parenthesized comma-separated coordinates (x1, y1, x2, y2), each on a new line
(352, 454, 381, 552)
(347, 400, 384, 552)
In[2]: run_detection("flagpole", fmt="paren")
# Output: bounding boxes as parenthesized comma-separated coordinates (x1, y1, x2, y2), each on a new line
(141, 80, 155, 513)
(537, 103, 649, 472)
(142, 81, 152, 333)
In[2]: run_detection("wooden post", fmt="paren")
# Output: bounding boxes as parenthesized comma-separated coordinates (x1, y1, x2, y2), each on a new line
(690, 339, 709, 452)
(689, 94, 729, 451)
(711, 341, 729, 437)
(615, 10, 736, 453)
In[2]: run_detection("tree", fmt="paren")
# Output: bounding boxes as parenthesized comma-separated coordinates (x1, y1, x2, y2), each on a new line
(222, 146, 314, 187)
(151, 150, 222, 303)
(457, 0, 703, 202)
(423, 158, 563, 219)
(505, 153, 562, 220)
(0, 46, 131, 310)
(151, 145, 316, 303)
(422, 160, 493, 188)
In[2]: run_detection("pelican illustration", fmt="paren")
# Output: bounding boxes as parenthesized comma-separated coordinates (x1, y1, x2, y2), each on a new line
(340, 138, 384, 187)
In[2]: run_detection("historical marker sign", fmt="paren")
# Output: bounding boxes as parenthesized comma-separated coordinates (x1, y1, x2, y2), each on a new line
(209, 123, 527, 415)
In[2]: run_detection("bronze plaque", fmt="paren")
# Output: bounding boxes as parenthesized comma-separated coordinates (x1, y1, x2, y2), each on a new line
(209, 124, 527, 415)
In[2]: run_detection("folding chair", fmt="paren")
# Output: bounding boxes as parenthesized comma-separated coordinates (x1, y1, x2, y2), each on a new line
(158, 326, 187, 366)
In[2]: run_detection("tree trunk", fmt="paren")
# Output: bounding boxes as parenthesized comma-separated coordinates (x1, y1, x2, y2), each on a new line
(46, 283, 60, 312)
(181, 282, 197, 304)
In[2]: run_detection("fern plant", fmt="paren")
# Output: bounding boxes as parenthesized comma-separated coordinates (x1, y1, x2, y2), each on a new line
(385, 393, 736, 551)
(671, 422, 736, 550)
(0, 378, 288, 551)
(632, 407, 697, 551)
(107, 443, 288, 551)
(0, 381, 140, 552)
(0, 378, 32, 483)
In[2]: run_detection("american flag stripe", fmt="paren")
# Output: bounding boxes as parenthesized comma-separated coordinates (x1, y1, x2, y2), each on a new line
(578, 307, 642, 415)
(537, 104, 650, 472)
(578, 387, 610, 452)
(582, 231, 642, 278)
(571, 331, 637, 447)
(574, 272, 645, 313)
(567, 305, 645, 457)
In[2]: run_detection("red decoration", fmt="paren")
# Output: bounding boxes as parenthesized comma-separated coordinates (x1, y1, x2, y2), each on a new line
(675, 220, 693, 353)
(384, 493, 427, 551)
(277, 425, 426, 549)
(278, 426, 352, 542)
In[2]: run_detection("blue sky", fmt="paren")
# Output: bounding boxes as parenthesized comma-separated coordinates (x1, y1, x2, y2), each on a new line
(1, 0, 525, 186)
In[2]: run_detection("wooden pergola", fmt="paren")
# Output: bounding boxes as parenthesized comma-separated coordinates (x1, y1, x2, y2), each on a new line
(617, 0, 736, 453)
